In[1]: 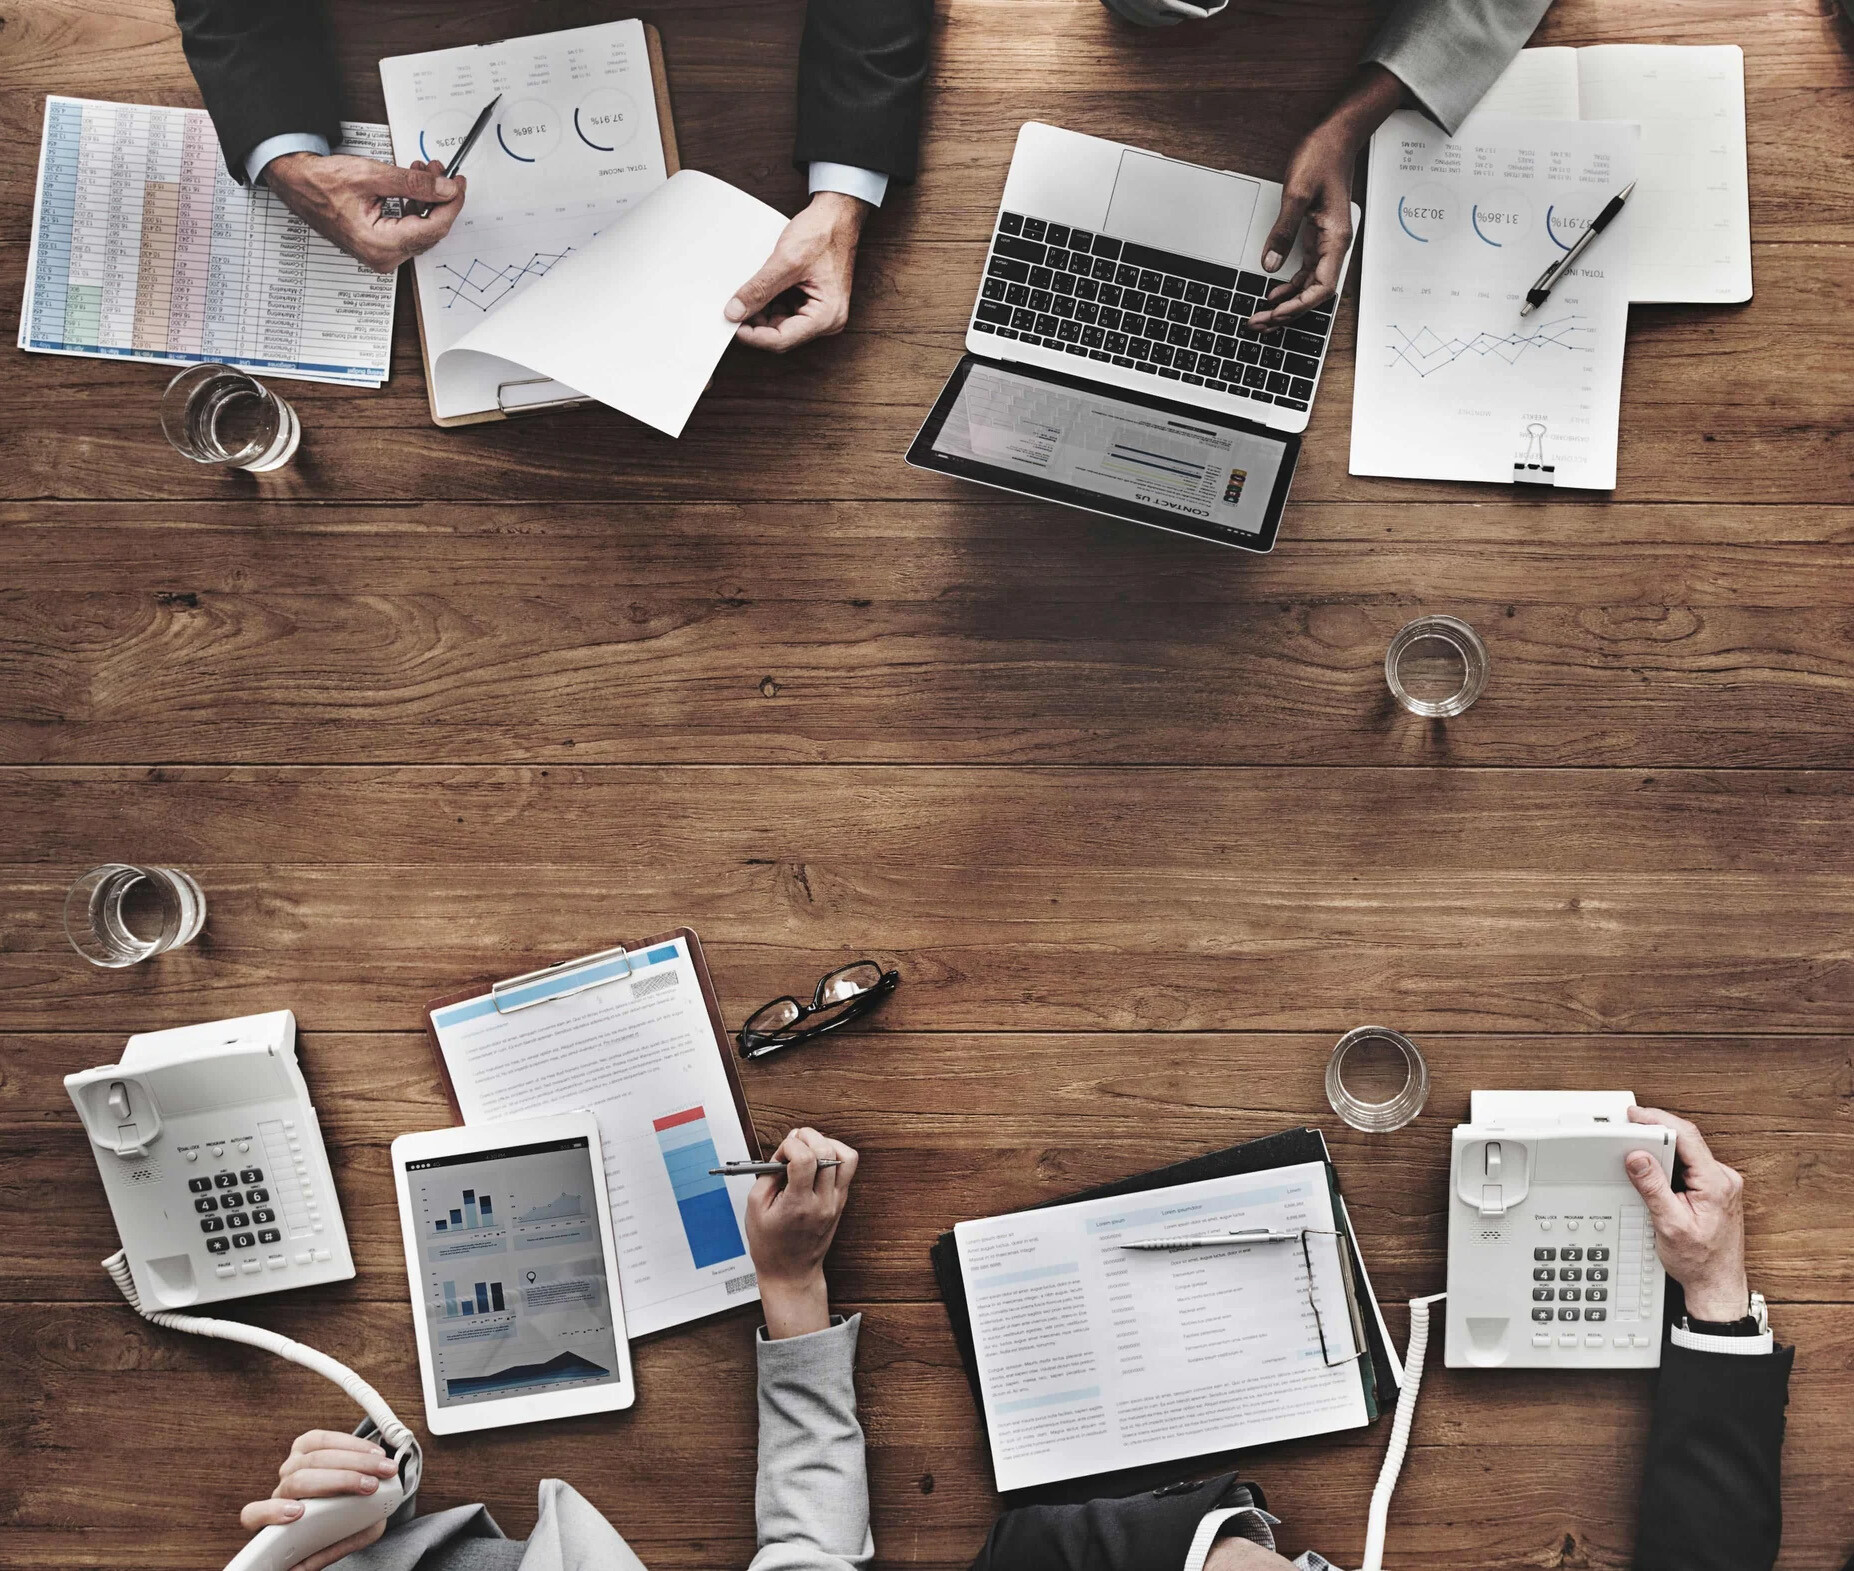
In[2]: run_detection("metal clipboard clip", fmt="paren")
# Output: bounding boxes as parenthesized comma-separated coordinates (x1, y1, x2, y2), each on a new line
(496, 377, 588, 417)
(491, 945, 633, 1014)
(1513, 421, 1556, 487)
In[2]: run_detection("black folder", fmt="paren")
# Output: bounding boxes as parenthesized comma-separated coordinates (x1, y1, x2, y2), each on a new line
(930, 1125, 1398, 1501)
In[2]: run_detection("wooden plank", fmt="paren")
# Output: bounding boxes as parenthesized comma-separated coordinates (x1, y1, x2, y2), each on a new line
(5, 517, 1854, 766)
(7, 1030, 1850, 1304)
(1, 244, 1850, 504)
(5, 767, 1852, 1034)
(4, 1302, 1851, 1569)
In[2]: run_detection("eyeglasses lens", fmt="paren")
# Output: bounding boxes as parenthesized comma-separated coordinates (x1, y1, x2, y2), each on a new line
(819, 962, 883, 1006)
(744, 997, 803, 1036)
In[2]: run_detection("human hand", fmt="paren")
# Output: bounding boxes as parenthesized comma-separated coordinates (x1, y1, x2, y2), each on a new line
(724, 192, 869, 352)
(263, 154, 465, 274)
(237, 1430, 398, 1571)
(1625, 1106, 1751, 1321)
(1205, 1538, 1294, 1569)
(745, 1126, 860, 1338)
(1250, 63, 1405, 328)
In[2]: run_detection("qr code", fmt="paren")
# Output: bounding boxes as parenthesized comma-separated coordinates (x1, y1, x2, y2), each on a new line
(724, 1272, 758, 1295)
(631, 970, 680, 1001)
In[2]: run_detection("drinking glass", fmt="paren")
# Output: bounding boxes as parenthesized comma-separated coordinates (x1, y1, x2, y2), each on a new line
(160, 364, 301, 472)
(1325, 1026, 1429, 1132)
(64, 864, 207, 968)
(1385, 615, 1488, 718)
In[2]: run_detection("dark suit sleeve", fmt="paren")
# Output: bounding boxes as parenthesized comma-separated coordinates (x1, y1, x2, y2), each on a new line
(793, 0, 934, 183)
(172, 0, 343, 181)
(1634, 1341, 1794, 1571)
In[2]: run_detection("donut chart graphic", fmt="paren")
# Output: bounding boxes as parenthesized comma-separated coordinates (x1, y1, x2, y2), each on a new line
(1396, 182, 1458, 245)
(1544, 205, 1578, 252)
(574, 88, 642, 152)
(417, 109, 475, 165)
(1470, 188, 1532, 248)
(495, 99, 561, 163)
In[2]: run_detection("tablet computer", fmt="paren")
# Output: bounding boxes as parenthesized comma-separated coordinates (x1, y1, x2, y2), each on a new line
(905, 355, 1299, 554)
(392, 1112, 635, 1433)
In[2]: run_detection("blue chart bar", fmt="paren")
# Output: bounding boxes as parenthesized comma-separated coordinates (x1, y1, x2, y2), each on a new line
(652, 1106, 747, 1269)
(443, 1278, 507, 1317)
(443, 1282, 458, 1317)
(433, 1190, 498, 1237)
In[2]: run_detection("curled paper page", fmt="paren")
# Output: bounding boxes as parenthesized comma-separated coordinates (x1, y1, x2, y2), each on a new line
(439, 170, 789, 437)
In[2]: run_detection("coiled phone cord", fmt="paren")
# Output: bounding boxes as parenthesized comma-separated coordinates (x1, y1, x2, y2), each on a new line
(103, 1249, 422, 1469)
(1360, 1292, 1446, 1571)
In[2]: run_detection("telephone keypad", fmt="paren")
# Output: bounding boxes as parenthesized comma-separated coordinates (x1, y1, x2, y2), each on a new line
(1586, 1287, 1608, 1302)
(206, 1236, 231, 1254)
(218, 1190, 244, 1207)
(1588, 1248, 1611, 1261)
(1588, 1267, 1609, 1281)
(231, 1232, 256, 1250)
(1533, 1267, 1555, 1281)
(240, 1167, 264, 1184)
(1531, 1308, 1552, 1323)
(258, 1227, 282, 1244)
(213, 1171, 239, 1188)
(247, 1187, 269, 1204)
(252, 1207, 276, 1224)
(194, 1196, 218, 1213)
(1558, 1308, 1579, 1321)
(1534, 1248, 1556, 1261)
(188, 1176, 213, 1194)
(1560, 1267, 1583, 1282)
(199, 1216, 223, 1233)
(1560, 1247, 1584, 1261)
(223, 1211, 250, 1228)
(1585, 1308, 1607, 1321)
(1532, 1287, 1553, 1301)
(1559, 1288, 1581, 1301)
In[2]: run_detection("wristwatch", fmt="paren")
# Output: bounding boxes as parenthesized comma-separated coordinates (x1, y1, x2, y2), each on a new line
(1682, 1289, 1768, 1337)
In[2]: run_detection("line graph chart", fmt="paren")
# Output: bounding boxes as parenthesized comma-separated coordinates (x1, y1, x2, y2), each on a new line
(1384, 315, 1592, 377)
(435, 250, 575, 313)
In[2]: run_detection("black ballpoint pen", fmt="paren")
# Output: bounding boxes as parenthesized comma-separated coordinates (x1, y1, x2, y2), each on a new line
(409, 93, 500, 219)
(1521, 180, 1634, 317)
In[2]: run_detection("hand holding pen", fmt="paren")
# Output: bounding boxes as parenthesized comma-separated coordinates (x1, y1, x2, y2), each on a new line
(739, 1128, 860, 1340)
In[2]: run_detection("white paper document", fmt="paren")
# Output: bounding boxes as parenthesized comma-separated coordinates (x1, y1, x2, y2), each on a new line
(429, 936, 760, 1338)
(1350, 113, 1637, 489)
(1469, 45, 1750, 304)
(445, 170, 788, 436)
(954, 1162, 1370, 1492)
(20, 98, 396, 386)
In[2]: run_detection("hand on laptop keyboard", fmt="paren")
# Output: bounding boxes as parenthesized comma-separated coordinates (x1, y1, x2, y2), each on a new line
(1249, 63, 1407, 329)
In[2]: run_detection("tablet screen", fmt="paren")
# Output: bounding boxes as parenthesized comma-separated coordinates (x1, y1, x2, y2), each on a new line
(911, 358, 1296, 549)
(404, 1134, 625, 1409)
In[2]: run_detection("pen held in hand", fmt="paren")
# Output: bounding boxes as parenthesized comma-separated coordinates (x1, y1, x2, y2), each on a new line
(710, 1158, 844, 1178)
(1521, 180, 1634, 317)
(408, 93, 500, 220)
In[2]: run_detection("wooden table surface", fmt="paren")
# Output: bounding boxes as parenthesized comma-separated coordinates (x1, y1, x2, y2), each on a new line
(5, 1, 1853, 1566)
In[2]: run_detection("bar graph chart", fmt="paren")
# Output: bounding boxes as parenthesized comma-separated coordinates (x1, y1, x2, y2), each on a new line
(653, 1106, 747, 1269)
(441, 1278, 508, 1317)
(432, 1187, 499, 1235)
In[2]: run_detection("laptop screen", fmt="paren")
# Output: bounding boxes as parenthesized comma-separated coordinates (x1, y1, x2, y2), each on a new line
(908, 357, 1297, 553)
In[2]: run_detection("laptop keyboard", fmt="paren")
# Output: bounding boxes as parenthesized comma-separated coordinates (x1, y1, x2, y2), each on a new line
(970, 211, 1335, 413)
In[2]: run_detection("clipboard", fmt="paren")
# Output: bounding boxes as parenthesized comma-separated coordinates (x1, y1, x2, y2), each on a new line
(420, 926, 758, 1162)
(929, 1126, 1396, 1503)
(411, 22, 682, 428)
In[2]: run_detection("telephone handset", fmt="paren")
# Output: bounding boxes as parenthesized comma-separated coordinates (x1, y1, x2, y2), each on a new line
(69, 1012, 419, 1571)
(1444, 1090, 1674, 1369)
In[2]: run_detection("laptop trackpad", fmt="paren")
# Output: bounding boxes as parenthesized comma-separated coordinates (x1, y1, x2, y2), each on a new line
(1104, 150, 1260, 263)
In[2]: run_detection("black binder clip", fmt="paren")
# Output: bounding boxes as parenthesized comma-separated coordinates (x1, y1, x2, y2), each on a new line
(1513, 421, 1555, 487)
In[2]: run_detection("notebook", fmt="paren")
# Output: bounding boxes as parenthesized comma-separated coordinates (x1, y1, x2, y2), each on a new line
(932, 1128, 1395, 1496)
(1465, 44, 1751, 304)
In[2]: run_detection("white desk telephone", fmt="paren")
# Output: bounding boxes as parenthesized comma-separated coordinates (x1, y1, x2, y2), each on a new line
(1444, 1089, 1674, 1369)
(68, 1011, 419, 1571)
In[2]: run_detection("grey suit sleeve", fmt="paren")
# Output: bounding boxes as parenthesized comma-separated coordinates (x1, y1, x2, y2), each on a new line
(1362, 0, 1556, 134)
(749, 1314, 873, 1571)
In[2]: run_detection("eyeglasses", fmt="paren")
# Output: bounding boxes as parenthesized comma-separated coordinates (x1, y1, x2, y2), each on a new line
(1295, 1229, 1367, 1369)
(737, 961, 899, 1060)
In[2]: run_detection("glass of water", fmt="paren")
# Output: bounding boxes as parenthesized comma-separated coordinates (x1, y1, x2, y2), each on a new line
(1385, 615, 1489, 718)
(64, 864, 207, 968)
(160, 363, 301, 471)
(1325, 1026, 1430, 1133)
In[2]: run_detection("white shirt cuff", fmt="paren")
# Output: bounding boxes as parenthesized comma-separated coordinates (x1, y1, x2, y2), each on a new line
(807, 161, 888, 208)
(246, 132, 331, 186)
(1671, 1323, 1775, 1356)
(1181, 1505, 1282, 1571)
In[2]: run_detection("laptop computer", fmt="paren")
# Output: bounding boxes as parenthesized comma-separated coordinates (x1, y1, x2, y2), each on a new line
(908, 122, 1358, 553)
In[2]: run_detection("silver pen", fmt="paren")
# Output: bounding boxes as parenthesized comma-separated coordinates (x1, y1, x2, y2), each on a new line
(1521, 181, 1635, 317)
(710, 1159, 843, 1177)
(1118, 1228, 1304, 1252)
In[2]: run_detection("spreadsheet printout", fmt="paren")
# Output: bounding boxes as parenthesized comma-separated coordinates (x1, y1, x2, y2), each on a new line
(19, 97, 398, 386)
